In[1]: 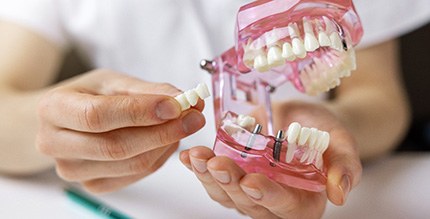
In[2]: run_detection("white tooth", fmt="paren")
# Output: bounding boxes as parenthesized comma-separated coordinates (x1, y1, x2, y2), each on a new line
(288, 24, 299, 38)
(298, 127, 311, 145)
(330, 32, 343, 51)
(292, 38, 306, 58)
(265, 30, 280, 47)
(194, 83, 211, 99)
(304, 33, 319, 52)
(300, 148, 311, 163)
(285, 143, 297, 163)
(318, 131, 330, 153)
(318, 31, 331, 47)
(315, 156, 324, 170)
(287, 122, 301, 144)
(254, 54, 270, 72)
(308, 149, 318, 163)
(250, 37, 266, 50)
(184, 90, 199, 106)
(282, 42, 296, 61)
(174, 93, 190, 111)
(344, 70, 351, 77)
(237, 115, 256, 129)
(307, 128, 319, 148)
(267, 46, 284, 67)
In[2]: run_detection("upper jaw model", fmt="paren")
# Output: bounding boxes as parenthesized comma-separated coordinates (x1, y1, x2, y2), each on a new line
(201, 0, 363, 192)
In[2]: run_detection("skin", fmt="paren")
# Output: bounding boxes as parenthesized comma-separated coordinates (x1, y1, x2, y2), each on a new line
(179, 40, 410, 218)
(0, 18, 410, 217)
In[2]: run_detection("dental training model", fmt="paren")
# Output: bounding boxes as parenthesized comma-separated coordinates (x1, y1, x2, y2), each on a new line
(200, 0, 363, 192)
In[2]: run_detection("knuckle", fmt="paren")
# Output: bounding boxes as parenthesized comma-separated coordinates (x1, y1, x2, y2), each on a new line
(119, 97, 146, 125)
(99, 133, 130, 160)
(81, 100, 104, 131)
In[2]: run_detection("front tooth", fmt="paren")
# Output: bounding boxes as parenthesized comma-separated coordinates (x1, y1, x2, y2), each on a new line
(318, 31, 331, 47)
(254, 54, 270, 72)
(307, 128, 319, 148)
(304, 33, 319, 52)
(285, 143, 297, 163)
(175, 93, 190, 111)
(184, 90, 199, 106)
(287, 122, 301, 144)
(298, 127, 311, 145)
(292, 38, 306, 58)
(237, 114, 256, 129)
(267, 46, 284, 67)
(330, 32, 343, 51)
(282, 42, 296, 61)
(195, 83, 211, 99)
(318, 131, 330, 153)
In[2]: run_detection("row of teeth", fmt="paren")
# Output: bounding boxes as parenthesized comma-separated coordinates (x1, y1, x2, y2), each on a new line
(230, 115, 329, 169)
(301, 49, 356, 96)
(243, 16, 345, 72)
(286, 122, 330, 169)
(174, 83, 210, 111)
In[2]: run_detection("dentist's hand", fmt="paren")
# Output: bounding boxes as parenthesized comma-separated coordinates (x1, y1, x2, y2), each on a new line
(37, 69, 205, 193)
(180, 101, 361, 219)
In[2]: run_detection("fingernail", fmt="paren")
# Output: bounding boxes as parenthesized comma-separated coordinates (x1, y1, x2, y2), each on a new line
(339, 175, 351, 204)
(241, 186, 263, 200)
(182, 111, 205, 134)
(211, 170, 231, 184)
(190, 157, 207, 173)
(156, 99, 180, 120)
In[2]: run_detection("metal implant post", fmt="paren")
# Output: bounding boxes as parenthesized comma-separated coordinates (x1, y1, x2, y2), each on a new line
(245, 124, 263, 150)
(241, 124, 263, 158)
(200, 59, 216, 74)
(272, 130, 284, 162)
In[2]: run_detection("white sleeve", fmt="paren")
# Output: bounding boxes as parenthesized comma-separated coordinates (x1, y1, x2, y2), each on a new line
(355, 0, 430, 48)
(0, 0, 69, 48)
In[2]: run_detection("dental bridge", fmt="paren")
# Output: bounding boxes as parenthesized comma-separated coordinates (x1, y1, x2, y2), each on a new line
(200, 0, 363, 192)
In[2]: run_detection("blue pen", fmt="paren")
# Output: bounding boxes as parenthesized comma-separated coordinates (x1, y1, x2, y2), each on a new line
(64, 187, 132, 219)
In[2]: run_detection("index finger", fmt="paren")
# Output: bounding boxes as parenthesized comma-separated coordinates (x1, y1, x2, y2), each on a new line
(39, 90, 182, 132)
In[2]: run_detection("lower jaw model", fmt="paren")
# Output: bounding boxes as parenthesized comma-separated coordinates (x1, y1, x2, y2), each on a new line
(200, 0, 363, 192)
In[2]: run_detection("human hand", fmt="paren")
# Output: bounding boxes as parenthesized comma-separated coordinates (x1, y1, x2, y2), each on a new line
(180, 101, 362, 219)
(36, 69, 206, 193)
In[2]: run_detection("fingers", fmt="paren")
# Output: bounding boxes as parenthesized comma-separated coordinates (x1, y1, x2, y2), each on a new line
(185, 147, 273, 218)
(39, 90, 182, 132)
(56, 143, 178, 181)
(239, 174, 327, 219)
(81, 143, 178, 194)
(38, 110, 205, 160)
(185, 147, 236, 209)
(325, 129, 362, 206)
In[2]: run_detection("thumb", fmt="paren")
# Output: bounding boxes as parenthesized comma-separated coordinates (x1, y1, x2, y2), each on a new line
(325, 129, 362, 206)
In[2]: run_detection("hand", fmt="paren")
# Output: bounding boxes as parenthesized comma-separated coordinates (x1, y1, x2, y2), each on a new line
(36, 69, 206, 193)
(180, 101, 362, 219)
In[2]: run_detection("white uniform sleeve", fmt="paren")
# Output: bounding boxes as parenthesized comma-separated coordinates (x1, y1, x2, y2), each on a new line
(355, 0, 430, 48)
(0, 0, 69, 48)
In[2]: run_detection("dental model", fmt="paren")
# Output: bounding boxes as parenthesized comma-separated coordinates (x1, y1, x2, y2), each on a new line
(200, 0, 363, 192)
(174, 83, 210, 111)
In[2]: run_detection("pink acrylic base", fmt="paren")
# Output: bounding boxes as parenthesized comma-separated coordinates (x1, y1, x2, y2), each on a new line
(213, 125, 327, 192)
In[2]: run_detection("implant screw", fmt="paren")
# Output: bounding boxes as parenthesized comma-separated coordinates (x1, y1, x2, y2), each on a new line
(245, 124, 263, 151)
(200, 59, 216, 74)
(342, 39, 348, 51)
(272, 130, 284, 162)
